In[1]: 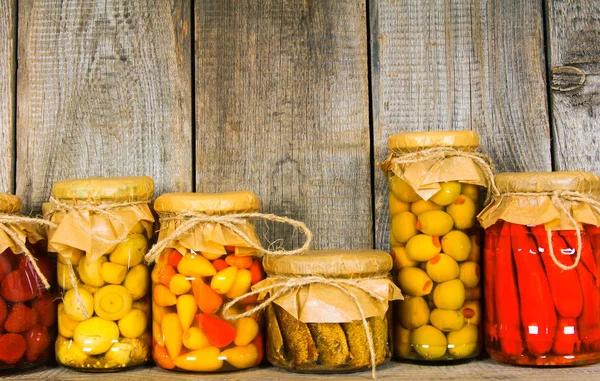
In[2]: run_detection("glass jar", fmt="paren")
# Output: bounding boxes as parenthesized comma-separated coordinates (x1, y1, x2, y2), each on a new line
(0, 194, 57, 370)
(43, 177, 155, 371)
(150, 191, 265, 372)
(380, 131, 492, 361)
(260, 250, 402, 373)
(479, 171, 600, 366)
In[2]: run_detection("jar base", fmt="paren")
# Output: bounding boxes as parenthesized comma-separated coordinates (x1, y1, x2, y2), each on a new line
(487, 347, 600, 366)
(59, 361, 147, 373)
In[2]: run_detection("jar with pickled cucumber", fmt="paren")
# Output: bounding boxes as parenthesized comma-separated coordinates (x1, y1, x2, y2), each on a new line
(380, 131, 493, 361)
(148, 191, 266, 372)
(259, 250, 402, 373)
(478, 172, 600, 366)
(0, 194, 57, 371)
(43, 177, 155, 371)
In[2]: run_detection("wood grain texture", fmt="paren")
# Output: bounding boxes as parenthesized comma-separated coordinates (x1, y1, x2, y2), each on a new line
(16, 0, 192, 210)
(7, 358, 600, 380)
(195, 1, 371, 249)
(0, 0, 15, 193)
(370, 0, 552, 250)
(547, 0, 600, 174)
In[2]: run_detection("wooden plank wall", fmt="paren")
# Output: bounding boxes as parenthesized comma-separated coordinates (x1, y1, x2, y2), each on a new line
(2, 0, 598, 251)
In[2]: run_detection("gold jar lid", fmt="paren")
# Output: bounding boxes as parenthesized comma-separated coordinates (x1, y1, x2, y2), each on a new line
(263, 250, 392, 278)
(0, 194, 22, 214)
(387, 130, 480, 153)
(154, 191, 260, 215)
(495, 171, 600, 194)
(51, 176, 154, 202)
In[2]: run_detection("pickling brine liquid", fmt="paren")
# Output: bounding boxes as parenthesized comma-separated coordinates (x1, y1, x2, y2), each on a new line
(484, 221, 600, 366)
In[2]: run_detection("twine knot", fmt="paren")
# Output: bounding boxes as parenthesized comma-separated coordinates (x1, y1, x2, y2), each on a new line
(222, 275, 390, 379)
(144, 212, 312, 264)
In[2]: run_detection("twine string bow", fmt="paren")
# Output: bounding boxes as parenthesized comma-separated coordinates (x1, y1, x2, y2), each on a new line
(221, 276, 389, 379)
(144, 212, 313, 264)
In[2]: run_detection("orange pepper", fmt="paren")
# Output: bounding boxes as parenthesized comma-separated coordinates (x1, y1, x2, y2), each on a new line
(224, 245, 236, 253)
(195, 314, 235, 348)
(153, 343, 175, 370)
(167, 250, 183, 268)
(225, 254, 254, 269)
(153, 284, 177, 306)
(158, 265, 177, 288)
(212, 259, 229, 272)
(249, 259, 263, 285)
(191, 278, 222, 314)
(252, 333, 264, 365)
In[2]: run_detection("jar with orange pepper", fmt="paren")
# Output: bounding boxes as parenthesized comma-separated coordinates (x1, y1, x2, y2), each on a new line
(379, 131, 495, 361)
(147, 191, 269, 372)
(478, 171, 600, 366)
(0, 194, 56, 370)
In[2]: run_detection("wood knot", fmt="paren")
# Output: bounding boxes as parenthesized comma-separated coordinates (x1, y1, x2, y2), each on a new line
(551, 66, 586, 92)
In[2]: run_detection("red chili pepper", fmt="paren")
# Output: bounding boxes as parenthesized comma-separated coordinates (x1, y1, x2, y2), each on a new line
(560, 230, 599, 286)
(167, 249, 183, 268)
(573, 244, 600, 352)
(530, 225, 583, 318)
(509, 222, 556, 356)
(484, 221, 502, 341)
(584, 225, 600, 264)
(195, 313, 236, 348)
(495, 221, 524, 355)
(552, 317, 580, 355)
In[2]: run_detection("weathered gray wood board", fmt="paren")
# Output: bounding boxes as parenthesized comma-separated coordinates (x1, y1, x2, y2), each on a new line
(0, 0, 15, 194)
(195, 0, 371, 249)
(16, 0, 192, 210)
(370, 0, 552, 250)
(7, 357, 600, 380)
(547, 0, 600, 174)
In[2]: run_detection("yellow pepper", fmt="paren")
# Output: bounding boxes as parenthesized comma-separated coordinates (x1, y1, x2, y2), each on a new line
(176, 294, 198, 331)
(234, 317, 259, 346)
(162, 313, 183, 359)
(221, 344, 258, 369)
(174, 346, 223, 371)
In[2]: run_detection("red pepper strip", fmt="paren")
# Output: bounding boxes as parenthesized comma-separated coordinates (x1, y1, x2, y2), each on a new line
(531, 225, 583, 318)
(560, 230, 600, 286)
(509, 222, 556, 356)
(584, 225, 600, 272)
(552, 317, 580, 355)
(484, 221, 502, 341)
(495, 221, 524, 355)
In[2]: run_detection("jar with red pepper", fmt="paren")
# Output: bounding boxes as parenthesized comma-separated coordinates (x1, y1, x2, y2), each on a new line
(478, 171, 600, 366)
(0, 193, 57, 370)
(379, 131, 495, 361)
(147, 191, 266, 372)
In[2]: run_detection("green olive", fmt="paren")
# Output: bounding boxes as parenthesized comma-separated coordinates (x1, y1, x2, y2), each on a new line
(394, 324, 413, 357)
(426, 254, 459, 283)
(447, 325, 478, 358)
(461, 183, 480, 203)
(398, 296, 430, 330)
(416, 210, 454, 236)
(398, 267, 433, 297)
(410, 199, 443, 216)
(391, 212, 418, 243)
(405, 234, 442, 262)
(446, 195, 477, 229)
(430, 308, 465, 332)
(433, 279, 465, 310)
(466, 235, 481, 262)
(389, 175, 421, 203)
(392, 246, 417, 270)
(461, 300, 481, 326)
(441, 230, 472, 261)
(389, 192, 410, 216)
(411, 325, 447, 359)
(458, 261, 480, 288)
(430, 181, 461, 206)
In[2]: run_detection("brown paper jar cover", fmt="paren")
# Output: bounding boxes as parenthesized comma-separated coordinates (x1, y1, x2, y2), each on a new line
(477, 171, 600, 230)
(387, 130, 480, 153)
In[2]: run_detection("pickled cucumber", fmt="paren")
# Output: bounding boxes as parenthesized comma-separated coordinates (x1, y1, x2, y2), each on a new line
(433, 279, 465, 310)
(430, 308, 465, 332)
(391, 211, 418, 244)
(398, 296, 430, 330)
(447, 325, 478, 358)
(458, 261, 480, 288)
(410, 200, 443, 216)
(441, 230, 471, 261)
(429, 182, 461, 206)
(446, 195, 476, 230)
(389, 176, 421, 203)
(411, 325, 447, 359)
(405, 234, 441, 262)
(426, 254, 459, 283)
(397, 267, 433, 297)
(416, 210, 453, 236)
